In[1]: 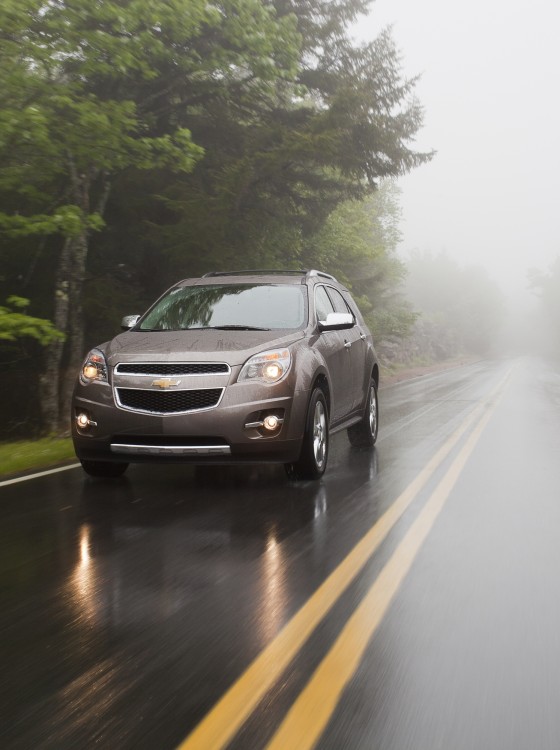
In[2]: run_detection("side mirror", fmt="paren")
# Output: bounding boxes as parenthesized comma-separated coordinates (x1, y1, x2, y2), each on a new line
(121, 314, 141, 331)
(318, 312, 354, 331)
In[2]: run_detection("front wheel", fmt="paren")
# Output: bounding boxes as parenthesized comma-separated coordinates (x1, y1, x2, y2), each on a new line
(80, 460, 129, 478)
(347, 379, 378, 448)
(285, 388, 329, 480)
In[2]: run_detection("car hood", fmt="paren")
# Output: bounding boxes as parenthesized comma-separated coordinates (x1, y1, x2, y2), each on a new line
(103, 329, 306, 367)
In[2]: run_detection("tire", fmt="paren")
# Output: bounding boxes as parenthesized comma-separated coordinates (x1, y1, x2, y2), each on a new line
(285, 388, 329, 480)
(347, 379, 378, 448)
(80, 459, 129, 478)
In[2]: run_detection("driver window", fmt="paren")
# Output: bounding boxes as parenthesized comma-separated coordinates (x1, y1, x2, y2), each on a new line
(315, 285, 335, 323)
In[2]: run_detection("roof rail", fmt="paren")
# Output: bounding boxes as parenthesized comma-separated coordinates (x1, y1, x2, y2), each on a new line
(201, 269, 338, 282)
(306, 270, 337, 281)
(202, 269, 307, 278)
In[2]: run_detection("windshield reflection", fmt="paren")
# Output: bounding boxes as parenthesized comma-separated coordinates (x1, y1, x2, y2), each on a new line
(139, 284, 307, 331)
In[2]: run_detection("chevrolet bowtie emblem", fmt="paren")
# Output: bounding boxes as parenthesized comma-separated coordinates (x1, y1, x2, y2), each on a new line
(151, 378, 181, 389)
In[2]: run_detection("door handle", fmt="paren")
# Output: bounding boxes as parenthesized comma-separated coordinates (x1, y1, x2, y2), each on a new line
(360, 333, 366, 340)
(344, 341, 352, 349)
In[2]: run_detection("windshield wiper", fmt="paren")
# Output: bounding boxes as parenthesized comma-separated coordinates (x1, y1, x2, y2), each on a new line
(139, 325, 271, 332)
(205, 325, 271, 331)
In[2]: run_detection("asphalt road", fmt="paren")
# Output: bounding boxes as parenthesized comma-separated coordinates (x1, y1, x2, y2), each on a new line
(2, 356, 560, 749)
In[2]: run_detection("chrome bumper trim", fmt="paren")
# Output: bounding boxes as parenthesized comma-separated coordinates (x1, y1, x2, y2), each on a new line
(110, 443, 231, 456)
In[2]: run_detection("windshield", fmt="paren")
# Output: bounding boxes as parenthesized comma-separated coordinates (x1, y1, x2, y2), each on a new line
(138, 284, 307, 331)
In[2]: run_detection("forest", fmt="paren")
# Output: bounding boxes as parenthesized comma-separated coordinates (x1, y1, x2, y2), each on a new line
(0, 0, 532, 441)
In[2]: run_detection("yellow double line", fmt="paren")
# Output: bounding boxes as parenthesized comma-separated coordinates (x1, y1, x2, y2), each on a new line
(178, 370, 511, 750)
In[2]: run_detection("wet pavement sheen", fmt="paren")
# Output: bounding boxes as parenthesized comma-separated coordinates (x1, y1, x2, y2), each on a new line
(2, 357, 560, 748)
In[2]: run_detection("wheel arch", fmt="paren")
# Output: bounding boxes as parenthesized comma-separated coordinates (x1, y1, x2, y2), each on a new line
(372, 362, 379, 389)
(312, 372, 331, 418)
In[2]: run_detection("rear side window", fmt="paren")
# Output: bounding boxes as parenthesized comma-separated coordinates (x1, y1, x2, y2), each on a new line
(326, 286, 352, 316)
(342, 291, 364, 324)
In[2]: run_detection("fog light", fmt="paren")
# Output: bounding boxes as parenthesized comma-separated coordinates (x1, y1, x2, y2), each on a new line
(263, 415, 280, 431)
(76, 412, 97, 429)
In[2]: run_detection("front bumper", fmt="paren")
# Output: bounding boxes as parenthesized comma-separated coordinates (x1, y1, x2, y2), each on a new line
(72, 378, 309, 465)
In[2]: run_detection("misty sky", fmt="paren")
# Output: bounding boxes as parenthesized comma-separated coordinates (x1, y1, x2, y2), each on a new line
(357, 0, 560, 297)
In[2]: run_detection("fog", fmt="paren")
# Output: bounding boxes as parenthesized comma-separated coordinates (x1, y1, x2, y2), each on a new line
(357, 0, 560, 303)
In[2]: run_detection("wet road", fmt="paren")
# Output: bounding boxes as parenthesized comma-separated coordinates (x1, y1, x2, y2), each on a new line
(2, 357, 560, 749)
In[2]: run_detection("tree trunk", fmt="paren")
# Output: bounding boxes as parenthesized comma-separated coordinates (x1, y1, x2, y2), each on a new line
(59, 232, 88, 428)
(38, 158, 111, 434)
(38, 237, 74, 434)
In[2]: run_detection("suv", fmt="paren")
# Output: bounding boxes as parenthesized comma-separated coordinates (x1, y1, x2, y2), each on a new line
(72, 270, 379, 480)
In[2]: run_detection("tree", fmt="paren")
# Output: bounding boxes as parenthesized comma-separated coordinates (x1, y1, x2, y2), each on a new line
(1, 0, 432, 436)
(153, 2, 432, 277)
(404, 251, 506, 360)
(0, 0, 300, 432)
(528, 257, 560, 357)
(0, 296, 65, 437)
(0, 297, 64, 345)
(301, 182, 417, 346)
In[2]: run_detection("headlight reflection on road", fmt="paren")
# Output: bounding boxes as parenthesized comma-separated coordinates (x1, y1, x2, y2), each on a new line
(258, 527, 287, 645)
(71, 524, 98, 623)
(80, 526, 91, 565)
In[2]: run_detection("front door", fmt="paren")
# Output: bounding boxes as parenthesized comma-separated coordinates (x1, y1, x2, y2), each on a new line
(314, 285, 354, 421)
(324, 286, 368, 413)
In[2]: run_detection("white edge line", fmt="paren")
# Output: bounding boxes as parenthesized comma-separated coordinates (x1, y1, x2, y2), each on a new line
(0, 463, 81, 488)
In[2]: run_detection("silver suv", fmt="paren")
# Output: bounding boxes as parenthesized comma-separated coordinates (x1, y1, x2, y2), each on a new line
(72, 270, 379, 480)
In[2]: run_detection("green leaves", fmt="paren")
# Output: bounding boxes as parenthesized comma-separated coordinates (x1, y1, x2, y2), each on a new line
(300, 183, 417, 343)
(135, 129, 204, 172)
(0, 297, 65, 344)
(0, 0, 303, 244)
(0, 0, 434, 434)
(0, 207, 105, 238)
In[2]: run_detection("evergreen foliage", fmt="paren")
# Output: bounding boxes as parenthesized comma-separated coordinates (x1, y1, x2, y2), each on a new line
(0, 297, 64, 344)
(404, 252, 506, 360)
(0, 0, 430, 435)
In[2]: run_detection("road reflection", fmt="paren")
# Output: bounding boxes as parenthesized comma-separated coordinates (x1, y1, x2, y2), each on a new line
(71, 524, 97, 622)
(79, 525, 91, 565)
(1, 434, 381, 749)
(72, 467, 337, 634)
(65, 448, 382, 641)
(259, 527, 287, 643)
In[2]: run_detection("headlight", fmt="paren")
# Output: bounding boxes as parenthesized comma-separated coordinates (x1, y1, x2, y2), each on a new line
(80, 348, 108, 384)
(238, 348, 291, 384)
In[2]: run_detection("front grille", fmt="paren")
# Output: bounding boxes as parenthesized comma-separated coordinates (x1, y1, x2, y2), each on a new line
(115, 363, 229, 376)
(116, 388, 223, 414)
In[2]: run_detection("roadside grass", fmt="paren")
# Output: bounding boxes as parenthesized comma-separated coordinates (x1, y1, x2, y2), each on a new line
(0, 438, 77, 479)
